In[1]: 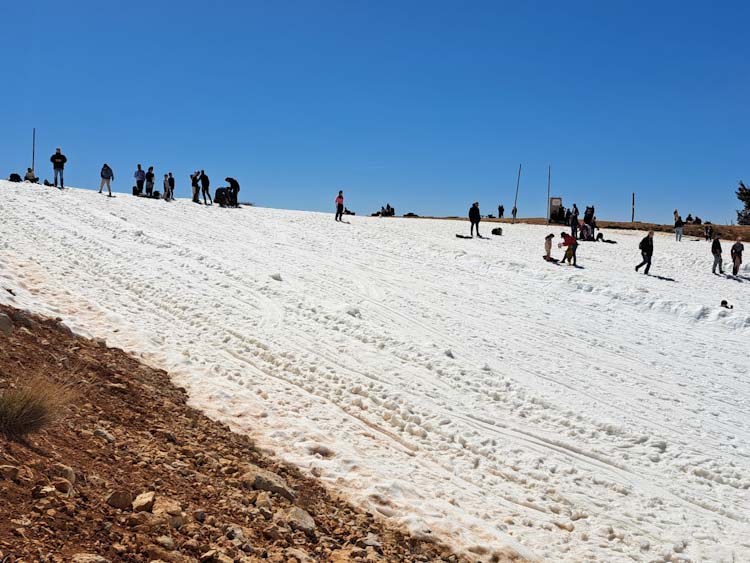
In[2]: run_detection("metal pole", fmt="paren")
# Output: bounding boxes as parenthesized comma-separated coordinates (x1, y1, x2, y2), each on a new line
(546, 165, 551, 225)
(32, 128, 36, 171)
(631, 192, 635, 222)
(512, 163, 522, 224)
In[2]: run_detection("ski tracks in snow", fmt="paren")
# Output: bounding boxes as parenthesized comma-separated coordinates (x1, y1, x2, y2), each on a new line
(0, 182, 748, 562)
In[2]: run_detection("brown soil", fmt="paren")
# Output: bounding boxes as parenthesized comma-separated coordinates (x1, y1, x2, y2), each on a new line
(0, 304, 522, 563)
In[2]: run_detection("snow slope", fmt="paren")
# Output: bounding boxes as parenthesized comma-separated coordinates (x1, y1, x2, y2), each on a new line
(1, 181, 748, 562)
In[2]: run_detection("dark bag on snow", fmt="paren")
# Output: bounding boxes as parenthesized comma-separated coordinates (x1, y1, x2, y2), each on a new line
(8, 173, 22, 182)
(214, 187, 228, 206)
(491, 227, 503, 236)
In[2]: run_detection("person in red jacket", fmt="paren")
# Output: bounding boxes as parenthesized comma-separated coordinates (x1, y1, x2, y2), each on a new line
(559, 232, 578, 265)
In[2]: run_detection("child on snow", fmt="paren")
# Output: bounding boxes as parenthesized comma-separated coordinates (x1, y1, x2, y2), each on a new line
(544, 233, 555, 261)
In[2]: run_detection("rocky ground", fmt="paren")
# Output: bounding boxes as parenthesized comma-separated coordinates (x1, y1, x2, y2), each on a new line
(0, 304, 513, 563)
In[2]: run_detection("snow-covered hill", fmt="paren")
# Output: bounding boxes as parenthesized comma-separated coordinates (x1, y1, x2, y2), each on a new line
(1, 181, 748, 562)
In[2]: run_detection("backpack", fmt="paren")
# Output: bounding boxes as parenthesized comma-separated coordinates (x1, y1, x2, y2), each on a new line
(491, 227, 503, 236)
(8, 173, 22, 182)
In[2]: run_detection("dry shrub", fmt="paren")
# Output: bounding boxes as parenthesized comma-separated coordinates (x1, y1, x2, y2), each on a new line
(0, 377, 74, 440)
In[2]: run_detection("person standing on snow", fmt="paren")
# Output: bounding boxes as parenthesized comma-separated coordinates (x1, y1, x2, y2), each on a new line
(99, 163, 114, 196)
(190, 171, 201, 203)
(711, 234, 724, 275)
(497, 204, 504, 219)
(145, 166, 155, 196)
(134, 164, 146, 195)
(511, 205, 517, 220)
(469, 202, 481, 237)
(674, 216, 685, 241)
(50, 147, 67, 188)
(168, 172, 175, 201)
(163, 174, 170, 201)
(635, 231, 654, 274)
(570, 208, 579, 239)
(199, 170, 212, 205)
(335, 190, 345, 222)
(558, 232, 578, 265)
(544, 233, 555, 261)
(731, 237, 744, 276)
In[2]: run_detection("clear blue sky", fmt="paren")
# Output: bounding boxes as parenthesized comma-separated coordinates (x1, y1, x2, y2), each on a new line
(2, 0, 748, 223)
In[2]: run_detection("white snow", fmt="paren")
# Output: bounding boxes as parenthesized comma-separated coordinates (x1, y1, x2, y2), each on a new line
(1, 181, 748, 562)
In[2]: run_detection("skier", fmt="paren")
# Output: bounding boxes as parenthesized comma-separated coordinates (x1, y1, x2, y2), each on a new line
(145, 166, 155, 197)
(335, 190, 344, 222)
(674, 216, 684, 242)
(50, 147, 67, 188)
(134, 164, 146, 195)
(469, 202, 481, 237)
(162, 174, 170, 201)
(730, 236, 744, 276)
(498, 204, 504, 219)
(635, 231, 654, 274)
(199, 170, 212, 205)
(99, 163, 114, 196)
(225, 177, 240, 207)
(544, 233, 555, 261)
(168, 173, 175, 201)
(711, 234, 723, 275)
(558, 232, 578, 265)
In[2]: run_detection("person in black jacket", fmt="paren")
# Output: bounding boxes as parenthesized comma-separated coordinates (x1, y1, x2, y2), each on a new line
(190, 171, 201, 203)
(711, 234, 723, 275)
(468, 202, 481, 237)
(168, 172, 175, 201)
(731, 237, 744, 276)
(50, 148, 67, 188)
(674, 216, 684, 241)
(199, 170, 212, 205)
(635, 231, 654, 274)
(225, 177, 240, 207)
(145, 166, 155, 196)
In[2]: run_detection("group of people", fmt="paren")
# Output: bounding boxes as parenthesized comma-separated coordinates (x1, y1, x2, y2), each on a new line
(673, 209, 710, 241)
(375, 203, 395, 217)
(634, 230, 744, 276)
(496, 204, 518, 220)
(12, 147, 242, 208)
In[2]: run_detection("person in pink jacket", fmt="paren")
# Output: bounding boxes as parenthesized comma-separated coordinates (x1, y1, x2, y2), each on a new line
(335, 190, 344, 222)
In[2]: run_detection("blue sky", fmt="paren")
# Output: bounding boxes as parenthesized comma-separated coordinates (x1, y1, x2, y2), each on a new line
(2, 1, 748, 222)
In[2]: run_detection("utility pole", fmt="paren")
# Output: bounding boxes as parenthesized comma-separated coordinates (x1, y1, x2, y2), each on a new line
(32, 128, 36, 171)
(631, 192, 635, 222)
(512, 163, 522, 224)
(546, 165, 551, 225)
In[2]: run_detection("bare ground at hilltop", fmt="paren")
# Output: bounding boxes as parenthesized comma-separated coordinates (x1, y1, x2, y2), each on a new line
(0, 304, 524, 563)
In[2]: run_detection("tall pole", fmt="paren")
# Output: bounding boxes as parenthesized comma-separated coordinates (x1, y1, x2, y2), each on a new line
(512, 163, 522, 224)
(631, 192, 635, 222)
(546, 165, 551, 225)
(32, 128, 36, 171)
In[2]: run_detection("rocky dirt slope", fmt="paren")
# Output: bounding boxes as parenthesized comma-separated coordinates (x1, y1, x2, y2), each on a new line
(0, 304, 513, 563)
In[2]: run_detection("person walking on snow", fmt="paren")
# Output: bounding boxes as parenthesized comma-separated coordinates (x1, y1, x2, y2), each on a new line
(335, 190, 345, 221)
(199, 170, 212, 205)
(711, 234, 724, 275)
(145, 166, 155, 196)
(134, 164, 146, 195)
(558, 232, 578, 265)
(731, 237, 744, 276)
(635, 231, 654, 274)
(674, 216, 684, 241)
(99, 163, 114, 196)
(469, 202, 481, 237)
(50, 147, 67, 188)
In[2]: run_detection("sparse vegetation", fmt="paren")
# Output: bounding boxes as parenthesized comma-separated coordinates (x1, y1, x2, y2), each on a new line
(0, 377, 74, 440)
